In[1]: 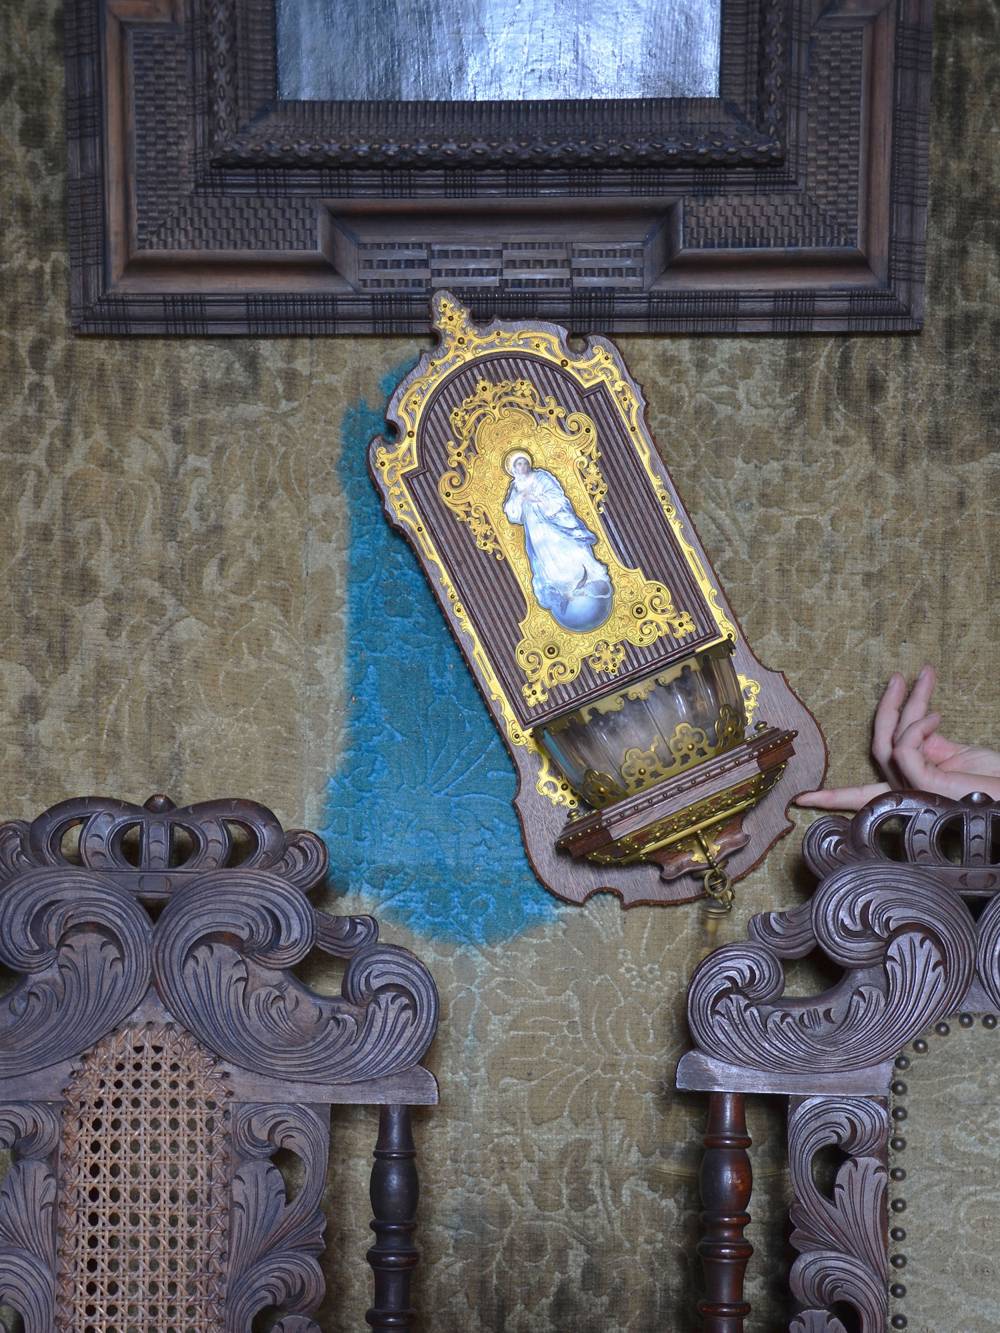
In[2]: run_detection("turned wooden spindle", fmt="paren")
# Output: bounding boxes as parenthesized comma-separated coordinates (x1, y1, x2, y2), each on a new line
(365, 1104, 420, 1331)
(697, 1091, 753, 1333)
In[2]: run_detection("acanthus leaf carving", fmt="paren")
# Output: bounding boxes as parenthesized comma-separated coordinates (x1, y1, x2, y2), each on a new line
(314, 909, 380, 958)
(973, 890, 1000, 1008)
(0, 1159, 57, 1266)
(687, 863, 976, 1073)
(0, 1103, 59, 1333)
(227, 1102, 330, 1330)
(789, 1250, 886, 1333)
(0, 1252, 54, 1333)
(788, 1097, 889, 1281)
(153, 872, 439, 1082)
(0, 820, 31, 886)
(230, 1104, 328, 1277)
(0, 1104, 59, 1159)
(790, 1314, 849, 1333)
(0, 794, 440, 1332)
(226, 1252, 325, 1333)
(800, 813, 855, 880)
(748, 897, 817, 957)
(680, 795, 1000, 1333)
(271, 828, 330, 892)
(0, 870, 152, 1076)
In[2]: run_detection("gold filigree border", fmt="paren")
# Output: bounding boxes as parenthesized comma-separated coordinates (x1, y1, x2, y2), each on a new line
(440, 377, 697, 704)
(372, 294, 739, 809)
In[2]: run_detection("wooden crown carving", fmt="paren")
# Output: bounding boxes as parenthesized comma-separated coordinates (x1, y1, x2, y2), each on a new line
(675, 792, 1000, 1333)
(0, 792, 328, 899)
(0, 794, 441, 1332)
(0, 793, 439, 1088)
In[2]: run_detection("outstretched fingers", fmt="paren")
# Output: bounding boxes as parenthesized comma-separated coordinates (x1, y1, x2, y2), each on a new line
(794, 664, 955, 810)
(892, 712, 943, 791)
(795, 781, 891, 811)
(871, 672, 907, 783)
(894, 664, 937, 740)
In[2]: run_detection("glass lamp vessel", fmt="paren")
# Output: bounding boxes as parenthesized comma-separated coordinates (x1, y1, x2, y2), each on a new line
(538, 643, 746, 809)
(542, 642, 795, 889)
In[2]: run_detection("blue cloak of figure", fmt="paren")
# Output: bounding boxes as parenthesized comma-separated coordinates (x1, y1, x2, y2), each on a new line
(503, 463, 613, 632)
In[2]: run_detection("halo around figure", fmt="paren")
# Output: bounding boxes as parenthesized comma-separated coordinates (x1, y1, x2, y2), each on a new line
(503, 448, 533, 476)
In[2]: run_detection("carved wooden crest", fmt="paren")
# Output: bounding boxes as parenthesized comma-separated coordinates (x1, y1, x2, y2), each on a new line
(677, 791, 1000, 1333)
(0, 793, 439, 1332)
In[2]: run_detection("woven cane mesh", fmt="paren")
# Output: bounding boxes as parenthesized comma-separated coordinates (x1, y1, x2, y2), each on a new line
(55, 1024, 231, 1332)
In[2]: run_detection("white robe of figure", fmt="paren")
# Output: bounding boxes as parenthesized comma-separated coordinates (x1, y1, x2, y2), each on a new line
(502, 468, 612, 630)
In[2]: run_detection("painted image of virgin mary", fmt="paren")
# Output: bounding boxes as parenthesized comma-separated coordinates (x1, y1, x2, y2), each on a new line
(502, 449, 613, 632)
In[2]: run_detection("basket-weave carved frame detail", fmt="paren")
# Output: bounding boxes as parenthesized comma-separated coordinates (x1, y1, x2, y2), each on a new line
(63, 0, 934, 333)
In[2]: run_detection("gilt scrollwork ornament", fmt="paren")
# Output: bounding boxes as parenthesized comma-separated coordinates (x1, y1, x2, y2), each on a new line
(373, 294, 826, 904)
(439, 377, 696, 703)
(738, 674, 762, 726)
(370, 293, 754, 821)
(618, 713, 742, 795)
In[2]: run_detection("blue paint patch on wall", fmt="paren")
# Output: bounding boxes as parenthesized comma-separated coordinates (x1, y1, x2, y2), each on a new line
(321, 364, 563, 947)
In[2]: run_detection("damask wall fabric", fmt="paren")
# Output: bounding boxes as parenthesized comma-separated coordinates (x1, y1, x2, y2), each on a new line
(1, 1, 999, 1329)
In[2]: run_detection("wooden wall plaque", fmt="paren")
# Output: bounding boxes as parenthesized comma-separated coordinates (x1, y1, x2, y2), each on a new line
(63, 0, 933, 334)
(370, 296, 827, 906)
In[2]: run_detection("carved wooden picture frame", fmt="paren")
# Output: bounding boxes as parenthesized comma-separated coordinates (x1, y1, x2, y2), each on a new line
(64, 0, 933, 334)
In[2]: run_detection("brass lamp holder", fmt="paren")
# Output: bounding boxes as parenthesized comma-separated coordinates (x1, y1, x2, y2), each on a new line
(555, 724, 796, 907)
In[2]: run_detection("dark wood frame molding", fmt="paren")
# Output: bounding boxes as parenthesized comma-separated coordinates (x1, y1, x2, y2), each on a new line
(677, 789, 1000, 1332)
(64, 0, 934, 334)
(208, 0, 787, 169)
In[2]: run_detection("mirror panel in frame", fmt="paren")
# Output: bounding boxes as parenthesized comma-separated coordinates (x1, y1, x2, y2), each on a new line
(64, 0, 933, 333)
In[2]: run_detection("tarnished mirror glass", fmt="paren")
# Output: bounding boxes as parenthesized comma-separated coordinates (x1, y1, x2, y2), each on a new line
(276, 0, 722, 101)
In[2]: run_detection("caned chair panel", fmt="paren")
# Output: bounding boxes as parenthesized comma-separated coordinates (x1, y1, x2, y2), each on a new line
(56, 1024, 231, 1331)
(0, 795, 439, 1333)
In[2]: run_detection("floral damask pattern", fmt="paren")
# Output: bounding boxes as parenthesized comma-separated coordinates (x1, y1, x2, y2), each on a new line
(1, 0, 999, 1327)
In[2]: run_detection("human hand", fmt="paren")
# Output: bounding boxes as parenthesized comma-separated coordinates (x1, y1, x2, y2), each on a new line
(795, 665, 1000, 811)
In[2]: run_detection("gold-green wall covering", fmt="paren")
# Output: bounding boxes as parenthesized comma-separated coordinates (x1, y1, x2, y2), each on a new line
(1, 0, 998, 1327)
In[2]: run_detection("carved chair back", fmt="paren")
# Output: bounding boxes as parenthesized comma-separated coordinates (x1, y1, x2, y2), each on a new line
(677, 790, 1000, 1333)
(0, 794, 439, 1333)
